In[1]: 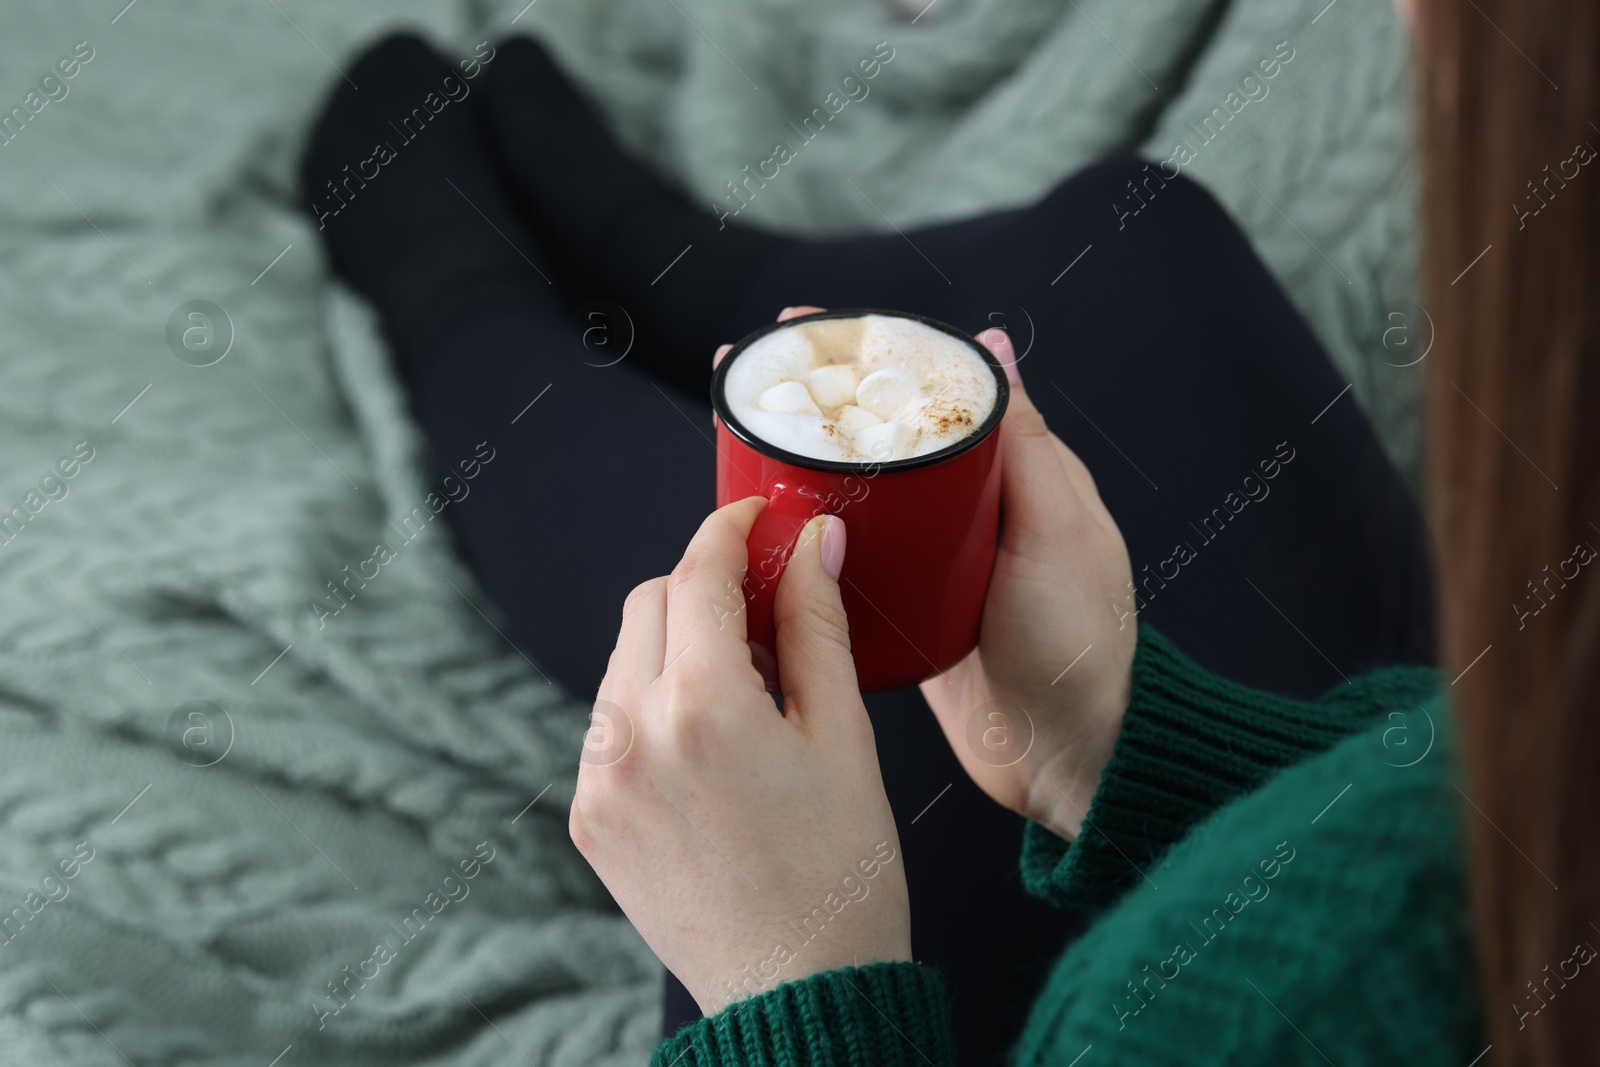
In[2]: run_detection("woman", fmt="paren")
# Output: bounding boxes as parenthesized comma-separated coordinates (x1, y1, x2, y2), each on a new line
(572, 0, 1600, 1058)
(302, 0, 1596, 1061)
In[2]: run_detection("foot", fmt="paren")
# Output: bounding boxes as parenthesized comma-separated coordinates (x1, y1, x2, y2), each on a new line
(300, 33, 554, 382)
(478, 36, 785, 377)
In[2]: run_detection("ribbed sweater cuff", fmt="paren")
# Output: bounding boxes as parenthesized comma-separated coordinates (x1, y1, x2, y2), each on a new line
(651, 963, 955, 1067)
(1022, 623, 1438, 911)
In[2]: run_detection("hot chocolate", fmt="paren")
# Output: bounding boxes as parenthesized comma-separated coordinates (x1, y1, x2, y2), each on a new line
(720, 313, 998, 463)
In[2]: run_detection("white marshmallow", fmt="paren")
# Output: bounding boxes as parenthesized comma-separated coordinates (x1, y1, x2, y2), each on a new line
(722, 314, 997, 464)
(855, 420, 918, 461)
(806, 364, 859, 408)
(757, 380, 821, 416)
(834, 404, 882, 435)
(855, 368, 920, 419)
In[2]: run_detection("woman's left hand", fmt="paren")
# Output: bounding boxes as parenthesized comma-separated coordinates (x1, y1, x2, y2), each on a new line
(570, 497, 912, 1015)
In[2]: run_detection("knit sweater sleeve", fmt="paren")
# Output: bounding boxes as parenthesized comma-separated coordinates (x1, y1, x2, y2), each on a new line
(651, 962, 956, 1067)
(1020, 622, 1439, 912)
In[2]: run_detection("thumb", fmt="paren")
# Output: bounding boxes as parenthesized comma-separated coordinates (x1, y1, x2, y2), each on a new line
(772, 514, 858, 709)
(979, 329, 1084, 541)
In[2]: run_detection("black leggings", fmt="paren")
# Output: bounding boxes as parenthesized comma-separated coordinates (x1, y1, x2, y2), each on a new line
(410, 156, 1434, 1066)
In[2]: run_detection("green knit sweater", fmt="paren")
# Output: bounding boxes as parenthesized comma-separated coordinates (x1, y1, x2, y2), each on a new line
(651, 625, 1483, 1065)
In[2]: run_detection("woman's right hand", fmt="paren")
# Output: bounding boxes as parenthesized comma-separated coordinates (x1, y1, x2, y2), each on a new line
(918, 329, 1137, 842)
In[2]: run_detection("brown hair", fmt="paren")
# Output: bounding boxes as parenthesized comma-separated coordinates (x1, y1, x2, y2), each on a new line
(1419, 0, 1600, 1061)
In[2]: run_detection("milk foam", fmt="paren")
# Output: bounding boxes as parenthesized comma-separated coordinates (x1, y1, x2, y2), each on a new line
(723, 314, 998, 463)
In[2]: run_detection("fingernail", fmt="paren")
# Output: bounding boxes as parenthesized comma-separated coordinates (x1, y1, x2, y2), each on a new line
(779, 306, 796, 317)
(819, 515, 846, 581)
(981, 328, 1021, 386)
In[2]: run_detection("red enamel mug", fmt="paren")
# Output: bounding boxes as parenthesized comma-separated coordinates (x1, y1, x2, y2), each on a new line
(711, 308, 1009, 693)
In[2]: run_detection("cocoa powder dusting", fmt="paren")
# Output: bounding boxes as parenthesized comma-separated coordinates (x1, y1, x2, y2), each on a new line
(916, 385, 976, 439)
(929, 407, 975, 435)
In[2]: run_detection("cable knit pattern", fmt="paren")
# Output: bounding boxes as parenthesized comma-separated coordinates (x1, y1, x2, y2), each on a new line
(3, 1, 1420, 1063)
(660, 630, 1478, 1065)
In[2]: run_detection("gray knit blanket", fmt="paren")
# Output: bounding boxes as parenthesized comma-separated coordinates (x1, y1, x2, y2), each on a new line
(0, 0, 1415, 1063)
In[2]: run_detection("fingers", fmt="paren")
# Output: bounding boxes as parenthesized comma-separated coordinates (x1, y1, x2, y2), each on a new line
(585, 576, 664, 777)
(712, 343, 732, 369)
(601, 576, 667, 699)
(663, 496, 768, 683)
(980, 325, 1022, 386)
(979, 328, 1119, 544)
(772, 514, 860, 714)
(978, 330, 1084, 542)
(1049, 432, 1121, 539)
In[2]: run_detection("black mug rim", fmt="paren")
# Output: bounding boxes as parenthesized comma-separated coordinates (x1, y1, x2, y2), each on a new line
(709, 308, 1011, 475)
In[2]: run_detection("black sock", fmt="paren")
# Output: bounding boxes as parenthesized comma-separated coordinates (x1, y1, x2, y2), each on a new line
(479, 36, 792, 391)
(300, 33, 559, 387)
